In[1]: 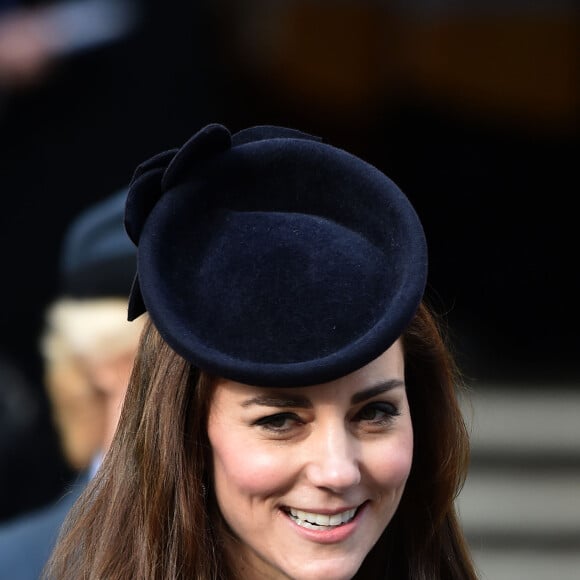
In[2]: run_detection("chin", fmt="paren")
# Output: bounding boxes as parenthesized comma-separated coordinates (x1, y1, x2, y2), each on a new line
(285, 558, 364, 580)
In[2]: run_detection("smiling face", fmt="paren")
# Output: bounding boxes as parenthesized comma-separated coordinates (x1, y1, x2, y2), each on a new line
(207, 340, 413, 580)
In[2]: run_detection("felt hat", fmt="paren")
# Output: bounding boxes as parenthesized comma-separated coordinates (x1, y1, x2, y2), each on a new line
(60, 189, 136, 299)
(125, 124, 427, 387)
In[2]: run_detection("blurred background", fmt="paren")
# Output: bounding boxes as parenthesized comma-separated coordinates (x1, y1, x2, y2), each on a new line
(0, 1, 577, 578)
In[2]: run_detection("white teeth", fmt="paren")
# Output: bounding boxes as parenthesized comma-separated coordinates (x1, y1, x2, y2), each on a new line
(288, 507, 356, 528)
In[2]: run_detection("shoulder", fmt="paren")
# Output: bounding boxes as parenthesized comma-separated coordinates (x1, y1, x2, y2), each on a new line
(0, 474, 88, 580)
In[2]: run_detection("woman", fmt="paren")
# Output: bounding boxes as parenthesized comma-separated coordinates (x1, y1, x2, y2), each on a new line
(45, 124, 477, 579)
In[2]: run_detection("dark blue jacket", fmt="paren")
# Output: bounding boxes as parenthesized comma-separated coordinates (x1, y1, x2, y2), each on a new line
(0, 473, 88, 580)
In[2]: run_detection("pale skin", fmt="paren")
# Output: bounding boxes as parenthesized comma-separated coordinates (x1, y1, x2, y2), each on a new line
(208, 339, 414, 580)
(78, 350, 136, 453)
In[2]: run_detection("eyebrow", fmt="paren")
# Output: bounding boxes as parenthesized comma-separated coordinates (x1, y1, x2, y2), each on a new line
(240, 379, 405, 409)
(241, 393, 312, 409)
(350, 379, 405, 405)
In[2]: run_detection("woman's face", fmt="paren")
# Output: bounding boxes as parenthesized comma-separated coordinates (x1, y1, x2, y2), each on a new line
(207, 340, 413, 580)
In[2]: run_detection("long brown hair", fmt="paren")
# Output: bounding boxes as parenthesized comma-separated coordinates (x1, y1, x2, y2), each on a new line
(354, 302, 478, 579)
(43, 321, 227, 579)
(44, 303, 477, 579)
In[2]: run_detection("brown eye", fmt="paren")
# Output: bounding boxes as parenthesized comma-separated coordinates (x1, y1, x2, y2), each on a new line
(355, 402, 399, 423)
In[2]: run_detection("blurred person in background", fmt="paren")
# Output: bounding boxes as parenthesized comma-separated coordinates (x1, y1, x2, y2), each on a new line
(0, 0, 215, 525)
(0, 190, 146, 580)
(0, 0, 138, 93)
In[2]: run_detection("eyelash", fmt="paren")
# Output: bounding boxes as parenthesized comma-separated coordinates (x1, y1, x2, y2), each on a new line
(254, 412, 302, 433)
(253, 402, 400, 433)
(355, 402, 400, 424)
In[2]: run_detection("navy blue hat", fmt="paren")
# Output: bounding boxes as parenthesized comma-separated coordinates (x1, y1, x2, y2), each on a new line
(125, 124, 427, 387)
(60, 189, 136, 299)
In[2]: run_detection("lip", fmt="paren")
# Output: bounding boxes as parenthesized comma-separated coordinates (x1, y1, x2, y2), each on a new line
(281, 501, 368, 544)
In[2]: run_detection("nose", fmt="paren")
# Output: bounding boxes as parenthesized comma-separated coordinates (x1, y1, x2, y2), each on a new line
(304, 422, 361, 492)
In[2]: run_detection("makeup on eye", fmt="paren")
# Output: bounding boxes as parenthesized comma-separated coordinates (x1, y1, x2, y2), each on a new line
(354, 401, 400, 424)
(249, 397, 402, 435)
(253, 412, 304, 433)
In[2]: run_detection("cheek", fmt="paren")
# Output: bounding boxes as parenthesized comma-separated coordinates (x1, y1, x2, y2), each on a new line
(211, 434, 293, 498)
(369, 430, 414, 489)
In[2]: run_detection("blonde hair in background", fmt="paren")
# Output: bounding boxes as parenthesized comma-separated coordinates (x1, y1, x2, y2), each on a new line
(40, 298, 146, 470)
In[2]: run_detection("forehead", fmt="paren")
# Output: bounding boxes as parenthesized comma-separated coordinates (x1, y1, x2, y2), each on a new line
(211, 340, 405, 405)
